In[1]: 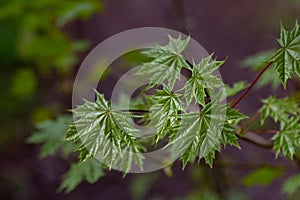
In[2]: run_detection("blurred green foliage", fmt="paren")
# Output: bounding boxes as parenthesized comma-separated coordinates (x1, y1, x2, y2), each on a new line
(129, 173, 159, 200)
(0, 0, 102, 71)
(0, 0, 102, 149)
(224, 81, 249, 97)
(241, 50, 281, 90)
(27, 116, 76, 158)
(0, 0, 103, 196)
(282, 174, 300, 196)
(0, 0, 103, 198)
(28, 115, 106, 193)
(11, 68, 37, 97)
(58, 157, 104, 193)
(1, 1, 299, 198)
(242, 166, 283, 187)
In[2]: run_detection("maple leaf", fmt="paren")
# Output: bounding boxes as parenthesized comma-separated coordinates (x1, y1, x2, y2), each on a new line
(170, 101, 245, 168)
(183, 55, 224, 107)
(260, 96, 300, 125)
(272, 116, 300, 160)
(269, 21, 300, 88)
(137, 35, 190, 89)
(148, 86, 183, 143)
(70, 90, 145, 172)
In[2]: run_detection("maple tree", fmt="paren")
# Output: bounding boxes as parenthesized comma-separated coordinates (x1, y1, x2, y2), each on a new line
(29, 21, 300, 195)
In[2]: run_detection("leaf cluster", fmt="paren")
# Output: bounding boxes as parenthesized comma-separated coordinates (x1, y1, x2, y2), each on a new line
(67, 35, 246, 176)
(31, 21, 300, 194)
(260, 96, 300, 160)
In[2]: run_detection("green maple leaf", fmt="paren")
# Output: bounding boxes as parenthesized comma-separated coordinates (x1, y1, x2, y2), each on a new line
(170, 101, 245, 168)
(272, 116, 300, 160)
(269, 21, 300, 88)
(70, 90, 144, 172)
(171, 111, 217, 168)
(221, 106, 247, 148)
(137, 35, 190, 89)
(260, 96, 300, 125)
(148, 86, 183, 143)
(58, 157, 104, 193)
(183, 55, 224, 107)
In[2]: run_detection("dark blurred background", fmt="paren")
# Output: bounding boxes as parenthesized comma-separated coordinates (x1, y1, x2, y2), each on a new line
(1, 0, 300, 199)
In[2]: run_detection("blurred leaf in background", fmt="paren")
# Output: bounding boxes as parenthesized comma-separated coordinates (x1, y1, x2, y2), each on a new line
(0, 0, 102, 73)
(241, 50, 281, 90)
(282, 174, 300, 196)
(58, 157, 104, 193)
(0, 0, 103, 149)
(129, 173, 159, 200)
(225, 81, 249, 97)
(0, 1, 103, 198)
(242, 166, 283, 187)
(27, 116, 76, 158)
(185, 164, 248, 200)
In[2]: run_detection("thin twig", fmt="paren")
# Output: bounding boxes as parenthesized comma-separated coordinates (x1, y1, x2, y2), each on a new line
(231, 61, 273, 108)
(238, 131, 273, 148)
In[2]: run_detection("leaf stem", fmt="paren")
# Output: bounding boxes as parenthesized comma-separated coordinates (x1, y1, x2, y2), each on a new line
(231, 61, 273, 108)
(238, 132, 273, 148)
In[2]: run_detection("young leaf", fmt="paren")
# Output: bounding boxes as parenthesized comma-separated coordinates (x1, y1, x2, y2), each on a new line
(170, 101, 245, 168)
(272, 116, 300, 160)
(260, 96, 300, 125)
(137, 35, 190, 89)
(58, 158, 104, 193)
(170, 111, 215, 168)
(183, 55, 224, 107)
(269, 21, 300, 88)
(71, 91, 145, 172)
(148, 86, 183, 143)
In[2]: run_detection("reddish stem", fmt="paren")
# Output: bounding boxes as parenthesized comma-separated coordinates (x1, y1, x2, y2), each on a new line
(231, 61, 273, 108)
